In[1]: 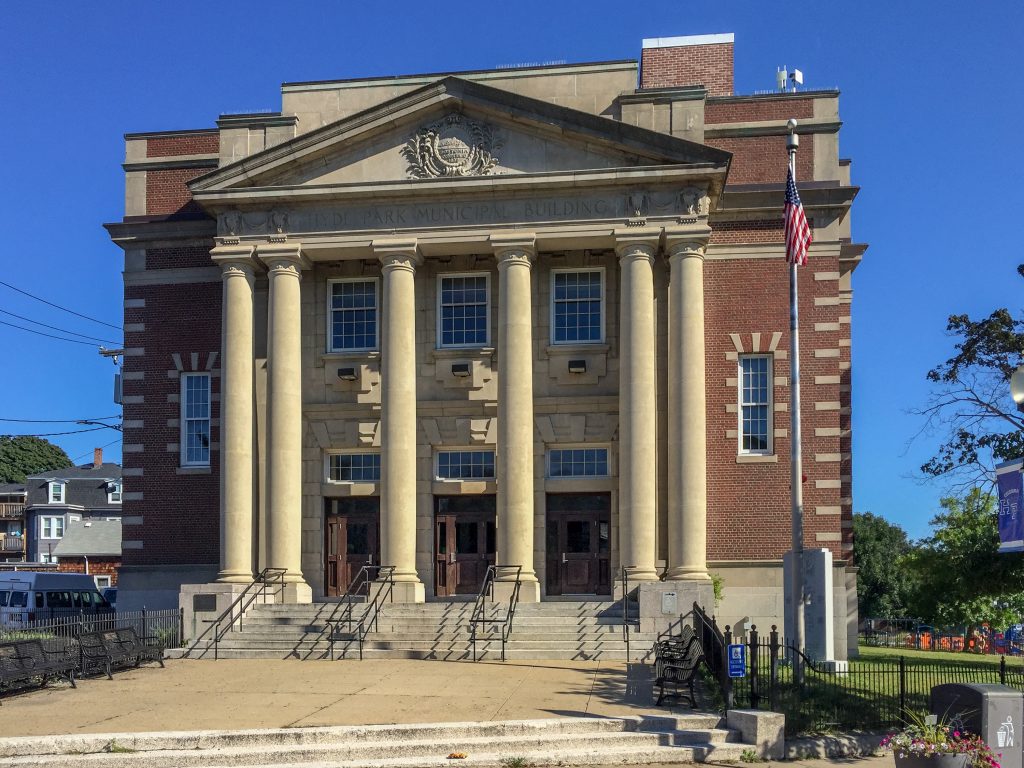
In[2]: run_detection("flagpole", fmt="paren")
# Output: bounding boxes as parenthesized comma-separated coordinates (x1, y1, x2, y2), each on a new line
(787, 118, 806, 684)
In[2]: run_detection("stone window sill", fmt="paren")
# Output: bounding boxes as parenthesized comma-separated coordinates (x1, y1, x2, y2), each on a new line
(736, 454, 778, 464)
(431, 347, 494, 361)
(176, 466, 212, 475)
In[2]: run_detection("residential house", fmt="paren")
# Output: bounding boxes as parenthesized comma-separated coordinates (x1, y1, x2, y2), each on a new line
(52, 518, 122, 588)
(0, 483, 26, 562)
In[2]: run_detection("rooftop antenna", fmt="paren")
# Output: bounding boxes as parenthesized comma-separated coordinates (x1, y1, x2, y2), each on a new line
(777, 67, 788, 92)
(789, 68, 803, 92)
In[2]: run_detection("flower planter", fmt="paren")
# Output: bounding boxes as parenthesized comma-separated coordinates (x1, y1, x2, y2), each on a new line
(894, 754, 971, 768)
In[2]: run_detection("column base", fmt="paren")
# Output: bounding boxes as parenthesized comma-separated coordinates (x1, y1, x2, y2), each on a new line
(622, 565, 660, 582)
(216, 569, 254, 584)
(664, 566, 712, 581)
(389, 579, 425, 604)
(493, 577, 540, 604)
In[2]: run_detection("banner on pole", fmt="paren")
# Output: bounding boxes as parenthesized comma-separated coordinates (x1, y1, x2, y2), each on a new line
(995, 459, 1024, 553)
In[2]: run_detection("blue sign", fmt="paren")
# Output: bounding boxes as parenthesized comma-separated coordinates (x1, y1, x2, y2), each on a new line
(728, 643, 746, 678)
(996, 460, 1024, 553)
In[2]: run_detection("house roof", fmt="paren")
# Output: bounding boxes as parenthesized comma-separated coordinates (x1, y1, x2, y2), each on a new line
(0, 483, 26, 495)
(52, 519, 122, 557)
(28, 463, 122, 482)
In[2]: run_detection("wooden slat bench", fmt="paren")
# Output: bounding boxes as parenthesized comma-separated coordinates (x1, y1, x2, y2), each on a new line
(79, 627, 165, 679)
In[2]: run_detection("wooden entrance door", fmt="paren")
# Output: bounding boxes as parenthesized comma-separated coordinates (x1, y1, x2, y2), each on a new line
(434, 495, 496, 597)
(324, 497, 380, 597)
(545, 494, 611, 596)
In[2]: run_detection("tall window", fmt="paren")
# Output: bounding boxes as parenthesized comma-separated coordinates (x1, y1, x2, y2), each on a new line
(327, 453, 381, 482)
(438, 274, 489, 347)
(436, 450, 496, 480)
(47, 481, 65, 504)
(40, 516, 64, 539)
(181, 373, 211, 466)
(329, 279, 378, 351)
(739, 355, 772, 454)
(551, 269, 603, 344)
(548, 448, 609, 478)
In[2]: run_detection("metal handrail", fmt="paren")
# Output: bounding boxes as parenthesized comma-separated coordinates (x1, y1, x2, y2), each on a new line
(325, 565, 395, 660)
(621, 566, 631, 661)
(693, 601, 733, 708)
(470, 564, 522, 662)
(185, 567, 287, 660)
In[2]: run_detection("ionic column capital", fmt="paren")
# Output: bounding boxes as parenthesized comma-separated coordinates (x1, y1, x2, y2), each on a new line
(211, 244, 258, 278)
(613, 228, 660, 263)
(257, 242, 309, 277)
(490, 232, 536, 268)
(664, 224, 712, 262)
(373, 238, 421, 273)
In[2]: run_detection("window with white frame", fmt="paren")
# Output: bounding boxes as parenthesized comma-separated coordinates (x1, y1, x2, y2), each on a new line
(94, 575, 112, 589)
(329, 279, 378, 351)
(547, 448, 610, 478)
(181, 373, 211, 466)
(107, 481, 122, 504)
(40, 516, 64, 539)
(739, 354, 773, 454)
(47, 481, 65, 504)
(436, 450, 495, 480)
(438, 273, 489, 347)
(327, 453, 381, 483)
(551, 269, 604, 344)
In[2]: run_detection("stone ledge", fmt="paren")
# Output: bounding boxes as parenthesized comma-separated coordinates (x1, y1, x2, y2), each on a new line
(785, 729, 886, 759)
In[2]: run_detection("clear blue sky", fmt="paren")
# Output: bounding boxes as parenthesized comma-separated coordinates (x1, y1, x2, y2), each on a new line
(1, 1, 1020, 539)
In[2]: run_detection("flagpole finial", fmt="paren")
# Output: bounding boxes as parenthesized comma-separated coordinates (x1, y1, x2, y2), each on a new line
(786, 119, 799, 151)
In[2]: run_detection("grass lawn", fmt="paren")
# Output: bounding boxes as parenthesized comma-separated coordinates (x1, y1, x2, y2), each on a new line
(856, 644, 1019, 669)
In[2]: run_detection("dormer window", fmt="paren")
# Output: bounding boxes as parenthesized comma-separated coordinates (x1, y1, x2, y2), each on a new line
(107, 481, 122, 504)
(48, 481, 65, 504)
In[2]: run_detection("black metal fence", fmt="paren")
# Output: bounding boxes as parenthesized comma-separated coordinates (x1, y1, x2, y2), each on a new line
(692, 605, 1024, 736)
(0, 608, 183, 651)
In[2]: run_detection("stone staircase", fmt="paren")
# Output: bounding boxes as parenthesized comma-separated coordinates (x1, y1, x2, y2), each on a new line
(0, 715, 758, 767)
(191, 599, 660, 661)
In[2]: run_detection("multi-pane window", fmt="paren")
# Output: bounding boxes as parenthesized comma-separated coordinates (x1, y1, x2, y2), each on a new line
(47, 481, 64, 504)
(330, 279, 378, 351)
(552, 270, 603, 343)
(739, 355, 772, 454)
(181, 373, 211, 466)
(548, 448, 609, 478)
(436, 450, 496, 480)
(327, 453, 381, 482)
(107, 482, 122, 504)
(438, 274, 489, 347)
(40, 516, 64, 539)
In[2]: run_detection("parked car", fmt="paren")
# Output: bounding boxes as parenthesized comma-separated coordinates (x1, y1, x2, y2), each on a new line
(101, 587, 117, 608)
(0, 572, 113, 628)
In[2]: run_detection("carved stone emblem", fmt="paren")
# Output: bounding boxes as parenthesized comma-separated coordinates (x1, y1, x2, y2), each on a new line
(269, 209, 289, 234)
(680, 186, 711, 217)
(222, 210, 243, 236)
(404, 114, 501, 178)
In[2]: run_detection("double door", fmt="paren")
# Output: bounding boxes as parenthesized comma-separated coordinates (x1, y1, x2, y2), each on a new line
(545, 493, 611, 596)
(434, 495, 496, 597)
(324, 497, 380, 597)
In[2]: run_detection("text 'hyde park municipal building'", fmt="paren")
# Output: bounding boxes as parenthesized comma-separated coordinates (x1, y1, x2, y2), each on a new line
(106, 32, 865, 657)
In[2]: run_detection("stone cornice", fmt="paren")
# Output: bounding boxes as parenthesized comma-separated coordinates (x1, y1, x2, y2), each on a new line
(122, 157, 219, 172)
(705, 119, 842, 139)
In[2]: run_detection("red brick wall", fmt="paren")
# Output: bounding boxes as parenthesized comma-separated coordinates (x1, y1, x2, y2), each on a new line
(145, 167, 210, 217)
(706, 98, 814, 124)
(147, 133, 219, 158)
(58, 557, 121, 585)
(706, 134, 814, 184)
(147, 246, 215, 270)
(640, 42, 733, 95)
(122, 278, 221, 567)
(704, 251, 843, 561)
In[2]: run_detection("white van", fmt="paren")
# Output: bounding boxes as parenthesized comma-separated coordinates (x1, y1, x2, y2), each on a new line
(0, 572, 113, 629)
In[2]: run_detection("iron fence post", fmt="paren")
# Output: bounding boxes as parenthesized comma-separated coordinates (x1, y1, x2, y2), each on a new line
(142, 605, 148, 640)
(723, 624, 734, 709)
(898, 655, 907, 723)
(769, 625, 779, 711)
(750, 624, 760, 709)
(1001, 655, 1007, 685)
(179, 607, 185, 648)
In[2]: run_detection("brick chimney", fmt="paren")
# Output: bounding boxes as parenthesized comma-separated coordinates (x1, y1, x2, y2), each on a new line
(640, 33, 734, 96)
(93, 447, 103, 468)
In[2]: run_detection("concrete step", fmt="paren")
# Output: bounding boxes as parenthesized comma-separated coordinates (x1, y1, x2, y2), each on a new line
(0, 716, 748, 768)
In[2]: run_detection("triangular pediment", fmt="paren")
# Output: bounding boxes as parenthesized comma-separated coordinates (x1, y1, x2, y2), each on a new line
(191, 77, 729, 195)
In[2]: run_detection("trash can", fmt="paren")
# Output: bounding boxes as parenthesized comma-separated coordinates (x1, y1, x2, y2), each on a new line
(930, 683, 1023, 768)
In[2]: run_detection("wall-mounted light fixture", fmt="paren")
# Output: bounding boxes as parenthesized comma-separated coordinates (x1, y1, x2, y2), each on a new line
(568, 359, 587, 374)
(337, 367, 358, 381)
(451, 362, 472, 378)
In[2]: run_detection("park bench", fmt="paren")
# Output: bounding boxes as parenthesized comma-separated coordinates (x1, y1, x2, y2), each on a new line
(653, 628, 703, 707)
(0, 639, 77, 697)
(79, 627, 165, 679)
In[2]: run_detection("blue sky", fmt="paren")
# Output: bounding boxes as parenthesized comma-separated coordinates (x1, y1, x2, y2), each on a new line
(0, 1, 1020, 538)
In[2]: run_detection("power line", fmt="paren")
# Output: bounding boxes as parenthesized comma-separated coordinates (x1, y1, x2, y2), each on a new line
(0, 279, 122, 331)
(71, 438, 121, 463)
(0, 318, 107, 346)
(0, 308, 121, 345)
(0, 416, 120, 423)
(8, 426, 108, 438)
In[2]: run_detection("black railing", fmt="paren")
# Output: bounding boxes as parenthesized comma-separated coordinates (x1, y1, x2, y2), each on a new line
(185, 567, 287, 660)
(470, 565, 521, 662)
(693, 602, 733, 707)
(324, 565, 395, 660)
(620, 566, 640, 660)
(0, 607, 183, 651)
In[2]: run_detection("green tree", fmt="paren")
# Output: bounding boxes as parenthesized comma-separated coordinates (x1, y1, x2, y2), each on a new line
(917, 271, 1024, 487)
(0, 435, 73, 483)
(852, 512, 917, 619)
(905, 488, 1024, 634)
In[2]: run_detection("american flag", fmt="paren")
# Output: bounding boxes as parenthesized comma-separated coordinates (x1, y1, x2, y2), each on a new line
(784, 167, 812, 266)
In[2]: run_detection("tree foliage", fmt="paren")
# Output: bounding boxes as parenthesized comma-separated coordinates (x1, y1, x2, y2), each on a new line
(852, 512, 917, 619)
(0, 435, 73, 484)
(918, 277, 1024, 488)
(904, 488, 1024, 631)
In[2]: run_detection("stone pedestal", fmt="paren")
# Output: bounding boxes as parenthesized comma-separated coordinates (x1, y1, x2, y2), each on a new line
(636, 579, 715, 635)
(178, 582, 254, 648)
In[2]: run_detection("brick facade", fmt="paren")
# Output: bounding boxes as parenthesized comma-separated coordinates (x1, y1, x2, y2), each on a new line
(58, 557, 120, 585)
(705, 134, 814, 184)
(640, 42, 733, 95)
(145, 167, 211, 217)
(146, 133, 219, 158)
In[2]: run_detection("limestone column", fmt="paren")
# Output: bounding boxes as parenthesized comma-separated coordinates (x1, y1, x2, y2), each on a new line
(491, 233, 540, 603)
(259, 242, 312, 602)
(665, 229, 712, 581)
(375, 238, 425, 603)
(211, 245, 257, 584)
(615, 231, 661, 583)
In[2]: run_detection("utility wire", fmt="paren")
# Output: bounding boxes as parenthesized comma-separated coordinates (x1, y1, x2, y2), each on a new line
(0, 318, 108, 346)
(10, 426, 108, 438)
(0, 416, 120, 423)
(0, 279, 122, 331)
(71, 438, 121, 463)
(0, 308, 121, 345)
